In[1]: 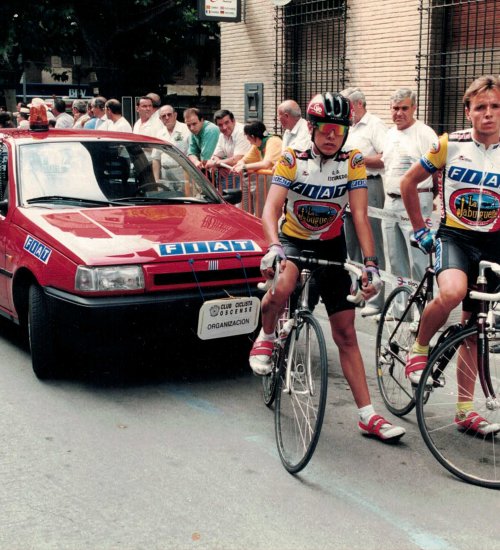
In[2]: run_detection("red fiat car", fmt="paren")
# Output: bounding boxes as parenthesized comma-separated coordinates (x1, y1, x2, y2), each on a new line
(0, 126, 266, 378)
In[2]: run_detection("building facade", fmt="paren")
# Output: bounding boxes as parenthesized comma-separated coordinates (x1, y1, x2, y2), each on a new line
(220, 0, 499, 135)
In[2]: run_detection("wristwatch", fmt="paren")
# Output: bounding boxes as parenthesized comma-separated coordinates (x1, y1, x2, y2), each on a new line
(363, 256, 379, 266)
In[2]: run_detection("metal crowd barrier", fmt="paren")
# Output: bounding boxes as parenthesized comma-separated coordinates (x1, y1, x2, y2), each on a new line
(206, 168, 274, 217)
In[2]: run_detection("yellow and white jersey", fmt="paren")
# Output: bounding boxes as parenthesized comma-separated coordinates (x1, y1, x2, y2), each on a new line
(271, 147, 367, 240)
(421, 131, 500, 232)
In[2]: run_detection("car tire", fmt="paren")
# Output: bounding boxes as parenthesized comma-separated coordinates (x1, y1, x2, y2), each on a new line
(29, 284, 60, 379)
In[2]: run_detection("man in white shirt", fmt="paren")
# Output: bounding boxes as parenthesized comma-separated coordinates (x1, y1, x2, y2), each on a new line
(100, 99, 132, 132)
(277, 99, 311, 152)
(133, 96, 162, 137)
(146, 92, 162, 123)
(205, 109, 250, 189)
(341, 87, 388, 315)
(52, 98, 73, 128)
(382, 88, 438, 282)
(152, 105, 191, 182)
(84, 96, 107, 129)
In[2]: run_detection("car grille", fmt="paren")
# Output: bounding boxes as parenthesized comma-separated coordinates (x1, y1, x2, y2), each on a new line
(153, 266, 262, 286)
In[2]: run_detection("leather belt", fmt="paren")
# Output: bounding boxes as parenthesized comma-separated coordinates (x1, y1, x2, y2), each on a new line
(387, 189, 432, 199)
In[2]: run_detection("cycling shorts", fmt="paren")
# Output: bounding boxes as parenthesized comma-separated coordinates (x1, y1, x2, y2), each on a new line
(435, 226, 500, 312)
(279, 232, 355, 316)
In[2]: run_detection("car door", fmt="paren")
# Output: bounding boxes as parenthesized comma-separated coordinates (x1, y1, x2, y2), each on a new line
(0, 142, 9, 308)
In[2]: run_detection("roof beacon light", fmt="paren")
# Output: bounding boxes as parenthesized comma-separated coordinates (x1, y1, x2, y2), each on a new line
(29, 98, 49, 131)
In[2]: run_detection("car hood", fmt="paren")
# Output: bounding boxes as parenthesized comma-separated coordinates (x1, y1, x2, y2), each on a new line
(17, 204, 265, 265)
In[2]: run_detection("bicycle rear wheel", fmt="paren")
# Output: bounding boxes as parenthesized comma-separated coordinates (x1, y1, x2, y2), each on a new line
(376, 285, 422, 416)
(416, 326, 500, 489)
(275, 312, 328, 474)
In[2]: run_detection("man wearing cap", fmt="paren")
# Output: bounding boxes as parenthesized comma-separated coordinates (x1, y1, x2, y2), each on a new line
(14, 104, 30, 129)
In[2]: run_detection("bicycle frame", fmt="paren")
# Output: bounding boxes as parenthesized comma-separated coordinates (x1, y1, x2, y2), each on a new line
(384, 252, 434, 372)
(429, 261, 500, 401)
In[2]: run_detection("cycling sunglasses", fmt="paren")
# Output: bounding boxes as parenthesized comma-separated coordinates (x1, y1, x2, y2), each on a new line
(315, 122, 348, 136)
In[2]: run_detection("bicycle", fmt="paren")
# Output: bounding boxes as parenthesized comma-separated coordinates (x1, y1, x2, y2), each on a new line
(375, 243, 437, 416)
(260, 253, 363, 473)
(414, 259, 500, 489)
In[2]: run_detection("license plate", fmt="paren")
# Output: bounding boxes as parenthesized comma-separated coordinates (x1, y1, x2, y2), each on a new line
(197, 297, 260, 340)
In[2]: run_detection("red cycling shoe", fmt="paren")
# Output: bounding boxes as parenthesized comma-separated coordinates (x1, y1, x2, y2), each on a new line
(249, 339, 274, 376)
(358, 414, 406, 441)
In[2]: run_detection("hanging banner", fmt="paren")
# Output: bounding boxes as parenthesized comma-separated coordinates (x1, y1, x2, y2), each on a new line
(198, 0, 241, 22)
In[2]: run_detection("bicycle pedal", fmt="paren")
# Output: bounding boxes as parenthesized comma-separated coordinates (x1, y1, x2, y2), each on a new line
(425, 377, 445, 389)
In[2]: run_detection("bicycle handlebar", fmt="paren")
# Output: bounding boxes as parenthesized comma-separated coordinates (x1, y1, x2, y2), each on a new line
(257, 255, 365, 305)
(469, 260, 500, 302)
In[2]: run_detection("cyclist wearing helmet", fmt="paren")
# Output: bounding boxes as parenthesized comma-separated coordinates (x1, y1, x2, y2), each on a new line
(250, 92, 406, 441)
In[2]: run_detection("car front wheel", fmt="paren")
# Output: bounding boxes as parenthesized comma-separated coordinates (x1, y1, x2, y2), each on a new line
(28, 284, 60, 379)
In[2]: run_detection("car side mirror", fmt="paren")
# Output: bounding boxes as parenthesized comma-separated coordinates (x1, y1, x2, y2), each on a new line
(0, 199, 8, 216)
(222, 189, 242, 205)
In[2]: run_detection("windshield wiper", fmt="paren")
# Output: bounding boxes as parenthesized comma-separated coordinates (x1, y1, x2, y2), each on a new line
(111, 196, 213, 204)
(26, 195, 114, 207)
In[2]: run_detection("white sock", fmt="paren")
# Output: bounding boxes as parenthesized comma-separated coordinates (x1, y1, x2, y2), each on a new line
(258, 328, 275, 341)
(358, 404, 375, 424)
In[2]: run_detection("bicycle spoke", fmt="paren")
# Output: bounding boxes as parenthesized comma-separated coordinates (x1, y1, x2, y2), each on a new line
(376, 286, 421, 416)
(275, 313, 328, 474)
(417, 327, 500, 489)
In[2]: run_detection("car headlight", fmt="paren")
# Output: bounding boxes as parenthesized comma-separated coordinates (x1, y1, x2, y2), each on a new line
(75, 265, 145, 292)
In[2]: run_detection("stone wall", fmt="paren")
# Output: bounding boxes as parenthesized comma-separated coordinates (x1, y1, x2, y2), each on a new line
(220, 0, 424, 129)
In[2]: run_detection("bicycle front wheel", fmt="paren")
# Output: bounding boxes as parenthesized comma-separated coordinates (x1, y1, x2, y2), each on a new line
(262, 348, 279, 408)
(275, 312, 328, 474)
(376, 285, 422, 416)
(416, 326, 500, 489)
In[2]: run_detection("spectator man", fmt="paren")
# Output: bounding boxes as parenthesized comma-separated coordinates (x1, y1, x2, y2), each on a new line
(72, 99, 89, 128)
(52, 98, 73, 128)
(146, 92, 162, 123)
(100, 99, 132, 132)
(14, 105, 30, 129)
(156, 105, 190, 153)
(184, 108, 220, 169)
(340, 87, 388, 316)
(152, 105, 191, 182)
(84, 96, 107, 129)
(133, 96, 162, 137)
(205, 109, 250, 188)
(277, 99, 311, 152)
(382, 88, 438, 282)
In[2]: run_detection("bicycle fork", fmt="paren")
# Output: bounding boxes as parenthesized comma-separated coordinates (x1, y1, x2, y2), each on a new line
(476, 272, 498, 407)
(284, 320, 313, 396)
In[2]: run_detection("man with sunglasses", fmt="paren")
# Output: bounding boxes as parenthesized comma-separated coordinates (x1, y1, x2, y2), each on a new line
(152, 105, 191, 183)
(249, 92, 406, 441)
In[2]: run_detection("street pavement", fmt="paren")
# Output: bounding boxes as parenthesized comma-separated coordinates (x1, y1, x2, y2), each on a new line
(0, 312, 497, 550)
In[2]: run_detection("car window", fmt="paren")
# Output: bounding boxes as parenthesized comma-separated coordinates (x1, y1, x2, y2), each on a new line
(19, 142, 108, 203)
(18, 140, 221, 206)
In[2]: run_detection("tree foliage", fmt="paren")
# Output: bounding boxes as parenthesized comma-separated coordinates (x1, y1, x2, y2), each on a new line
(0, 0, 218, 102)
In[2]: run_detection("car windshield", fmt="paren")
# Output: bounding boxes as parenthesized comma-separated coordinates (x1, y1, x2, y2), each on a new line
(18, 140, 221, 206)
